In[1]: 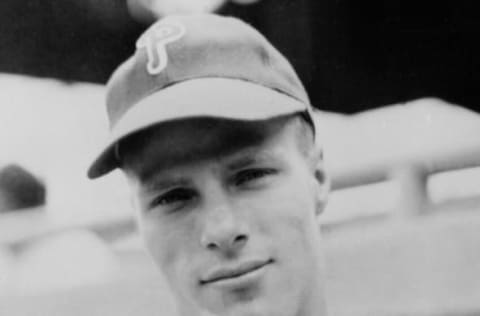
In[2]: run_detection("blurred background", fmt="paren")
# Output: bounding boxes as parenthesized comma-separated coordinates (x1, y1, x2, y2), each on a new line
(0, 1, 479, 315)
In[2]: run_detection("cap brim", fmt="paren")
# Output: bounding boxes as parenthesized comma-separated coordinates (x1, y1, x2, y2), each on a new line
(87, 78, 308, 179)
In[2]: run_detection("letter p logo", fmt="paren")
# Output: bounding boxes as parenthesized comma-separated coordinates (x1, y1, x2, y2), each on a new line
(136, 21, 186, 75)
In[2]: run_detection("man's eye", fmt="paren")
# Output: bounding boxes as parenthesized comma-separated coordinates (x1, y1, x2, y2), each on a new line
(150, 188, 195, 208)
(234, 168, 276, 186)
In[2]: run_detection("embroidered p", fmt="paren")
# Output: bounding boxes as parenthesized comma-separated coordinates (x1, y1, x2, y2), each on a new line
(136, 21, 186, 75)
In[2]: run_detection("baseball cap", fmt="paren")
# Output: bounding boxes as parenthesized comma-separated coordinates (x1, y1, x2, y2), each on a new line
(88, 13, 314, 179)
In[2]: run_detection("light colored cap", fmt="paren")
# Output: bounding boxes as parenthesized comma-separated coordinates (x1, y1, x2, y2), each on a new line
(88, 13, 314, 179)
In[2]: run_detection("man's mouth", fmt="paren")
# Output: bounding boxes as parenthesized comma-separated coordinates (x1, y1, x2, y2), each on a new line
(200, 259, 273, 285)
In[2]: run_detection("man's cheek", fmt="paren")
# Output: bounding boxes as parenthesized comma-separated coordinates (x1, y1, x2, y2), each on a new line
(140, 221, 177, 269)
(274, 195, 316, 247)
(145, 225, 197, 287)
(144, 236, 181, 291)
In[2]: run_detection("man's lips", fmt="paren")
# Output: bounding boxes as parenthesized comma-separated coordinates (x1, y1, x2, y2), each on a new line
(200, 259, 273, 285)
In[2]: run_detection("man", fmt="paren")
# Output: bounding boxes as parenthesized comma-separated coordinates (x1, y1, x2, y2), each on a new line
(88, 14, 329, 316)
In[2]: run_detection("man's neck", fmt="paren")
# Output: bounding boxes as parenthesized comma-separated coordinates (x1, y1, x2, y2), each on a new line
(295, 262, 328, 316)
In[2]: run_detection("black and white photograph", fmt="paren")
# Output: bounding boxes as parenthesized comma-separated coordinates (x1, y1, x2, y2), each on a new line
(0, 1, 479, 315)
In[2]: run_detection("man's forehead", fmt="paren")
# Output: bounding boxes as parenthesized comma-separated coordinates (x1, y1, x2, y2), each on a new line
(120, 117, 290, 183)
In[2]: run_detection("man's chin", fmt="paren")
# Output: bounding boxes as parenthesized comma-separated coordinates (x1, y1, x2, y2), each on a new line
(199, 291, 284, 316)
(207, 302, 268, 316)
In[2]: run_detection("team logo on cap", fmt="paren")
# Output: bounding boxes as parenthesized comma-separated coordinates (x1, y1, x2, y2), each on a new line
(136, 21, 186, 75)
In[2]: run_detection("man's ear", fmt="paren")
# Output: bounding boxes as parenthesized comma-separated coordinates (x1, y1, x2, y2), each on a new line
(309, 148, 330, 217)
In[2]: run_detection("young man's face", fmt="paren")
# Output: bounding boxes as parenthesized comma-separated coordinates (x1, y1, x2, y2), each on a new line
(124, 116, 328, 316)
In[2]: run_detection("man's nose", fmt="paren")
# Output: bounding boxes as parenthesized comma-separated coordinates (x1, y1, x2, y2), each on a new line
(200, 200, 249, 255)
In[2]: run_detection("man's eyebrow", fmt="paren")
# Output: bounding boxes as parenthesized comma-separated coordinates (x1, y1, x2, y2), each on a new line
(225, 150, 275, 170)
(141, 175, 191, 193)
